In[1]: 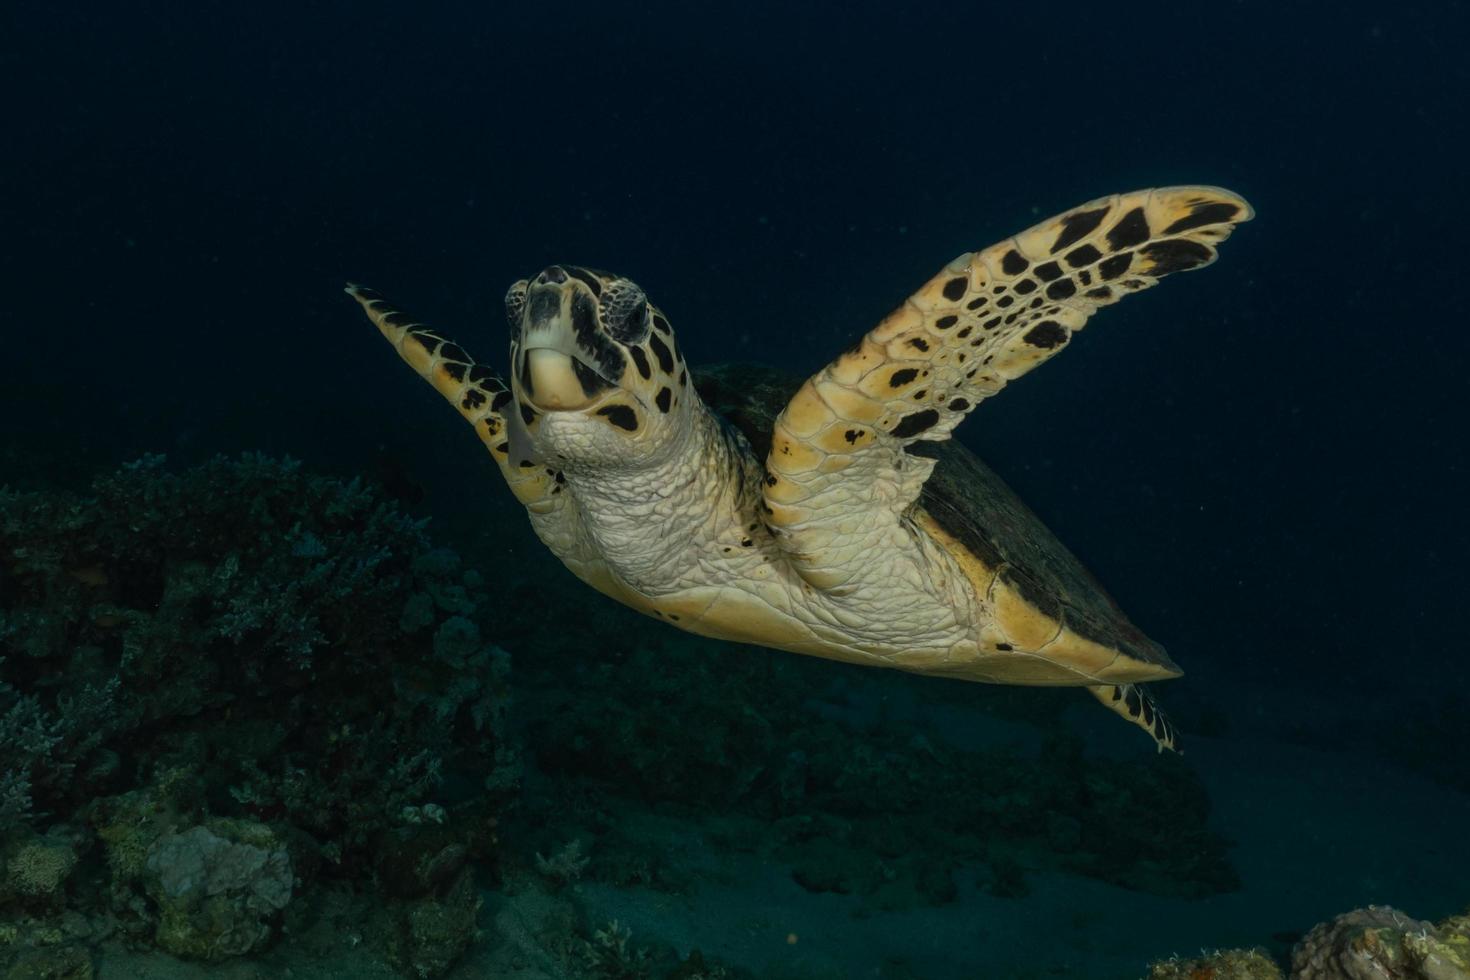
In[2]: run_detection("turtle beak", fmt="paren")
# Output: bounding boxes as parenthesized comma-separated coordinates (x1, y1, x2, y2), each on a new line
(517, 279, 616, 410)
(522, 347, 609, 410)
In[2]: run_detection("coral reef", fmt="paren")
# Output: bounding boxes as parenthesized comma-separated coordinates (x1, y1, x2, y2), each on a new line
(1291, 905, 1470, 979)
(382, 868, 483, 979)
(143, 820, 292, 961)
(522, 638, 1238, 906)
(0, 831, 79, 916)
(1144, 905, 1470, 980)
(1147, 948, 1283, 979)
(0, 455, 518, 976)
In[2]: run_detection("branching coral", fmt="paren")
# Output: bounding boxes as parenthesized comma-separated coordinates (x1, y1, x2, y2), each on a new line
(0, 454, 518, 972)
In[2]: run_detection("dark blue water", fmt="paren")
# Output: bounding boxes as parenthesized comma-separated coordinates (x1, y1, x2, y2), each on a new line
(3, 2, 1467, 977)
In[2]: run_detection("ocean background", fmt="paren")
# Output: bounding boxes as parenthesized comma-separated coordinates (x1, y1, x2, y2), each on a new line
(2, 1, 1467, 978)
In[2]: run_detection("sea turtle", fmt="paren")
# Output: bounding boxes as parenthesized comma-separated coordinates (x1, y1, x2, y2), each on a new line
(348, 186, 1252, 751)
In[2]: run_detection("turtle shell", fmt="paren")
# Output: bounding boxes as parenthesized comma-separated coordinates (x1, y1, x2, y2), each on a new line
(695, 362, 1179, 680)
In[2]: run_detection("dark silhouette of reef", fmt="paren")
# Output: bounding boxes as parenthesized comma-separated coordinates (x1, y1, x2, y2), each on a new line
(0, 454, 1323, 979)
(0, 455, 513, 975)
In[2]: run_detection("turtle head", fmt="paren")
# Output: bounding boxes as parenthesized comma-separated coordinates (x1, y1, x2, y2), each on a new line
(505, 265, 692, 467)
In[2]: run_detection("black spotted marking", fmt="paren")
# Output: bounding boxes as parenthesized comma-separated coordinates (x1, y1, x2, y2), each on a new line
(997, 295, 1014, 308)
(382, 311, 412, 328)
(678, 369, 687, 387)
(948, 397, 969, 412)
(647, 333, 675, 373)
(440, 360, 467, 382)
(1124, 686, 1143, 716)
(1141, 697, 1155, 726)
(461, 389, 487, 410)
(628, 345, 651, 380)
(655, 386, 672, 413)
(1013, 279, 1037, 295)
(1085, 286, 1113, 300)
(563, 266, 604, 296)
(843, 428, 863, 444)
(935, 314, 958, 330)
(1077, 270, 1093, 286)
(890, 408, 940, 438)
(1045, 279, 1077, 300)
(1139, 238, 1213, 274)
(518, 401, 536, 425)
(1111, 685, 1123, 702)
(741, 538, 753, 547)
(569, 290, 627, 380)
(1050, 205, 1110, 252)
(1064, 243, 1102, 268)
(573, 357, 609, 398)
(956, 325, 972, 339)
(1106, 207, 1151, 250)
(493, 441, 509, 454)
(966, 296, 988, 310)
(527, 289, 559, 326)
(596, 404, 639, 431)
(1000, 249, 1029, 275)
(765, 474, 777, 487)
(907, 337, 930, 352)
(652, 312, 672, 334)
(889, 367, 919, 388)
(911, 389, 927, 401)
(941, 276, 968, 301)
(1033, 261, 1065, 283)
(1023, 321, 1068, 349)
(996, 642, 1014, 652)
(1098, 252, 1133, 280)
(1162, 201, 1240, 235)
(982, 316, 1002, 330)
(490, 390, 512, 412)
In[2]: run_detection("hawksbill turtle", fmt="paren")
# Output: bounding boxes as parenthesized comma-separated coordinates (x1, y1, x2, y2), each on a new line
(349, 186, 1252, 751)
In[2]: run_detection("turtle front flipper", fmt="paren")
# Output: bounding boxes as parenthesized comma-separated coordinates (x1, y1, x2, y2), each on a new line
(346, 285, 559, 512)
(763, 186, 1252, 592)
(1089, 683, 1179, 753)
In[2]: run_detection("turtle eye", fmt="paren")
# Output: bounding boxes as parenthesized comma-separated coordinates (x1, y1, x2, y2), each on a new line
(504, 280, 528, 332)
(610, 299, 648, 344)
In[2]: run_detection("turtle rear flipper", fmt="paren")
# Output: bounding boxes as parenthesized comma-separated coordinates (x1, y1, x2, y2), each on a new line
(1090, 683, 1179, 753)
(762, 186, 1252, 593)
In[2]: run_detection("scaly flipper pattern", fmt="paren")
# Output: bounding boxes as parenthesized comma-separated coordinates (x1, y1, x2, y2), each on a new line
(346, 285, 560, 512)
(763, 186, 1252, 591)
(1089, 683, 1178, 752)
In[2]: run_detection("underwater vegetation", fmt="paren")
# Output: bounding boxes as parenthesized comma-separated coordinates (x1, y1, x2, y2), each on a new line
(0, 454, 513, 975)
(0, 454, 1462, 979)
(1147, 905, 1470, 979)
